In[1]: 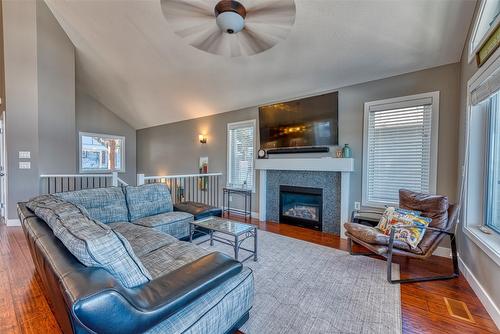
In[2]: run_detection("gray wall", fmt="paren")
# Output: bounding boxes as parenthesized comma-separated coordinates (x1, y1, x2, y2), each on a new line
(457, 4, 500, 319)
(137, 63, 461, 220)
(4, 0, 39, 220)
(76, 88, 136, 185)
(137, 106, 259, 210)
(3, 0, 76, 220)
(37, 0, 76, 174)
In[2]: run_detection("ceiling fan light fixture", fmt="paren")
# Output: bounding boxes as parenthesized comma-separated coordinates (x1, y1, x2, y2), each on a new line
(214, 0, 246, 34)
(216, 11, 244, 34)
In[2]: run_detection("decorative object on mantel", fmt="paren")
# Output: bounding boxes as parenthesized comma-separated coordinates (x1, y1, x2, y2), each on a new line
(198, 134, 207, 144)
(342, 144, 352, 158)
(161, 0, 296, 57)
(335, 149, 343, 158)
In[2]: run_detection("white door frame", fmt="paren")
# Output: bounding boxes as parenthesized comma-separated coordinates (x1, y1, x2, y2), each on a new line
(0, 111, 7, 221)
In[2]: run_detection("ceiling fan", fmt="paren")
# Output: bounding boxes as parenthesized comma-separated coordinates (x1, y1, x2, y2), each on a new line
(161, 0, 296, 57)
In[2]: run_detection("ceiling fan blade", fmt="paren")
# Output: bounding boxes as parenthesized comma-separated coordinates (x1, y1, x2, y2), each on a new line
(174, 21, 216, 38)
(238, 27, 275, 55)
(245, 0, 295, 18)
(190, 26, 224, 53)
(161, 0, 213, 18)
(244, 22, 292, 41)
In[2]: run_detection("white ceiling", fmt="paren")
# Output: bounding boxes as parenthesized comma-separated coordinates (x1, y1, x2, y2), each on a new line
(45, 0, 476, 129)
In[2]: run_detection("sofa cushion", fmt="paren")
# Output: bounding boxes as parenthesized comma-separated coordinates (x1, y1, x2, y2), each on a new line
(139, 241, 211, 279)
(125, 183, 173, 221)
(55, 187, 128, 224)
(109, 222, 179, 257)
(133, 211, 193, 239)
(27, 195, 151, 288)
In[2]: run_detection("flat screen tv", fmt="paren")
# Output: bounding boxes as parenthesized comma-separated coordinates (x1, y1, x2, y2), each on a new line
(259, 92, 338, 149)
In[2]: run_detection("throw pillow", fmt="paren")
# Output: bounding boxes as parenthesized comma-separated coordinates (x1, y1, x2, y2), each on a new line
(376, 207, 431, 249)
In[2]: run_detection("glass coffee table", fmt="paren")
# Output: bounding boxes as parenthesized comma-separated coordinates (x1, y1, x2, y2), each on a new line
(189, 217, 258, 262)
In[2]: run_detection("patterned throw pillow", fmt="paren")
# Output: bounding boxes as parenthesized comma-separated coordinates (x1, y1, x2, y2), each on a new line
(376, 207, 431, 249)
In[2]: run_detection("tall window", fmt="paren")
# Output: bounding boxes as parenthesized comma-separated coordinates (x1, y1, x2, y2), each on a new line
(362, 92, 439, 207)
(486, 92, 500, 233)
(79, 132, 125, 173)
(227, 120, 255, 190)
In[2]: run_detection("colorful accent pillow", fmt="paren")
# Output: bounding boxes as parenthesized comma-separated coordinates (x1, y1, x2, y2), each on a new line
(376, 207, 431, 249)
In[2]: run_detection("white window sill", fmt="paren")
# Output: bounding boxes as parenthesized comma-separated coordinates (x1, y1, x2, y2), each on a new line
(463, 225, 500, 267)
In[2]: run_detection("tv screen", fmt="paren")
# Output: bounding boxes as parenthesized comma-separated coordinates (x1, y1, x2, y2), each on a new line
(259, 92, 338, 149)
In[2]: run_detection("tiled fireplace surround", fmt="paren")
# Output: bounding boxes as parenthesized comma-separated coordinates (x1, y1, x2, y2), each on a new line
(266, 170, 341, 233)
(255, 157, 355, 237)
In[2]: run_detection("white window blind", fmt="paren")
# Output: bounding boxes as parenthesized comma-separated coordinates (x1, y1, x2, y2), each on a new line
(227, 120, 255, 189)
(363, 93, 439, 207)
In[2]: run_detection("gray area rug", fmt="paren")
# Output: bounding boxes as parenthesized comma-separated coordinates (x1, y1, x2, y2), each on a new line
(200, 230, 402, 334)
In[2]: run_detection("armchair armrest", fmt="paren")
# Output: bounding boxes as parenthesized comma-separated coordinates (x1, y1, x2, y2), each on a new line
(70, 252, 243, 334)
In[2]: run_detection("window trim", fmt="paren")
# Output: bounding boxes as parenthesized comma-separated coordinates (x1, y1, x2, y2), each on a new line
(362, 91, 440, 208)
(226, 119, 256, 192)
(468, 0, 500, 63)
(79, 131, 126, 174)
(464, 47, 500, 266)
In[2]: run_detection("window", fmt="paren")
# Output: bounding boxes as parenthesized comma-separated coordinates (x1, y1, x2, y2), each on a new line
(79, 132, 125, 173)
(227, 120, 256, 190)
(469, 0, 500, 62)
(486, 91, 500, 233)
(362, 92, 439, 207)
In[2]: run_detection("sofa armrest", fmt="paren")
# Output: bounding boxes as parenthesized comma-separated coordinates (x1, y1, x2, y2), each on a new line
(69, 252, 242, 334)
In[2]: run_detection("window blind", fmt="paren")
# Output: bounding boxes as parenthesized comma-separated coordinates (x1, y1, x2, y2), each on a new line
(365, 99, 433, 206)
(228, 121, 255, 189)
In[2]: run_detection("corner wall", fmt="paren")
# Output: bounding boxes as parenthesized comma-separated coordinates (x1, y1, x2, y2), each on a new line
(3, 0, 76, 220)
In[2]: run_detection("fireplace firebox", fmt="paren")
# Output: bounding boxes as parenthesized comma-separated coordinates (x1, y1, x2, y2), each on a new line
(279, 185, 323, 231)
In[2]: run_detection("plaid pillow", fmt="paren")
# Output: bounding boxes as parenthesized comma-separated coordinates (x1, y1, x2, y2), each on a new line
(376, 207, 431, 249)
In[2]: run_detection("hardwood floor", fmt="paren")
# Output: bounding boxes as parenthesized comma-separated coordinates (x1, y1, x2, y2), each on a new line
(1, 219, 498, 334)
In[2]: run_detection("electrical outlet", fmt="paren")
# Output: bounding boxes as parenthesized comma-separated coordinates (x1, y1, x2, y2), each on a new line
(19, 151, 31, 159)
(354, 201, 361, 210)
(19, 161, 31, 169)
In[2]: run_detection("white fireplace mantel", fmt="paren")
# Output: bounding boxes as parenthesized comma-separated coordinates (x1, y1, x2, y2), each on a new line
(256, 157, 354, 239)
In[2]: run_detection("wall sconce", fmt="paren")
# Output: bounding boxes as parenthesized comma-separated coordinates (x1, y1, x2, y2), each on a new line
(199, 134, 207, 144)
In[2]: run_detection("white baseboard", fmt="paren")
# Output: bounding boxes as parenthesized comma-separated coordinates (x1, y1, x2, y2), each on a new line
(6, 218, 21, 226)
(459, 256, 500, 329)
(433, 246, 452, 258)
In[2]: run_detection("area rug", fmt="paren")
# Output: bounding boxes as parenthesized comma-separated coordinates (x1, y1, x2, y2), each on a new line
(200, 230, 402, 334)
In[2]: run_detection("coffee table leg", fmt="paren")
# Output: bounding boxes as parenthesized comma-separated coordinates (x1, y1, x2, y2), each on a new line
(210, 230, 214, 246)
(189, 224, 193, 243)
(234, 235, 239, 261)
(253, 228, 258, 261)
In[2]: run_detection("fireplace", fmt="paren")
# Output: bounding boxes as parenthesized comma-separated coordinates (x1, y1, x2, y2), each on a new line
(279, 185, 323, 231)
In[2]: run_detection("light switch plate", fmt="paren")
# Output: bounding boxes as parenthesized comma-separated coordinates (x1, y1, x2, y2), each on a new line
(354, 202, 361, 210)
(19, 151, 31, 159)
(19, 161, 31, 169)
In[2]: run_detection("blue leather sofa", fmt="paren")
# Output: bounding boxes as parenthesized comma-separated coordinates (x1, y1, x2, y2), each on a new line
(17, 184, 254, 334)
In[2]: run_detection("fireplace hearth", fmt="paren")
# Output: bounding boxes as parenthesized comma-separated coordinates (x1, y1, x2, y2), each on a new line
(279, 185, 323, 231)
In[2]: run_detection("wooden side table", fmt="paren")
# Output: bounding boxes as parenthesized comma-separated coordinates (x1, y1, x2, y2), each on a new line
(223, 187, 252, 222)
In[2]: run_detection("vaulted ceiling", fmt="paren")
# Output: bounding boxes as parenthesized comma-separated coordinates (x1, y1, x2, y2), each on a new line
(45, 0, 476, 129)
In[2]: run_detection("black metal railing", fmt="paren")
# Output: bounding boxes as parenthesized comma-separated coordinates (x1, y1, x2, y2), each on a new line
(40, 173, 126, 194)
(140, 173, 223, 207)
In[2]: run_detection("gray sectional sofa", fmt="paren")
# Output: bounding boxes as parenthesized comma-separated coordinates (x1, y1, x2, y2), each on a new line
(18, 183, 254, 334)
